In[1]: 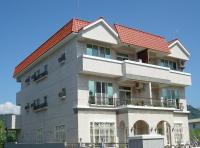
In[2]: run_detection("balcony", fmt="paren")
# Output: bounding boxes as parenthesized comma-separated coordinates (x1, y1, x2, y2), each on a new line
(88, 96, 185, 110)
(79, 55, 123, 77)
(31, 101, 48, 112)
(116, 97, 183, 109)
(122, 61, 170, 84)
(32, 71, 48, 82)
(79, 55, 191, 86)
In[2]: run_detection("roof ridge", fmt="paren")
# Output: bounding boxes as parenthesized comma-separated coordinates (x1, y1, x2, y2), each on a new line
(114, 24, 165, 39)
(168, 38, 178, 44)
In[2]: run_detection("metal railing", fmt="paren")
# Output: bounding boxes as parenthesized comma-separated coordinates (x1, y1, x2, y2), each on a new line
(89, 96, 181, 109)
(65, 143, 193, 148)
(65, 143, 128, 148)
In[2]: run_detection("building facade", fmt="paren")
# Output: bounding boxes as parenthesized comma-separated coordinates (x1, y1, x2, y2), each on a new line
(189, 118, 200, 130)
(14, 18, 191, 146)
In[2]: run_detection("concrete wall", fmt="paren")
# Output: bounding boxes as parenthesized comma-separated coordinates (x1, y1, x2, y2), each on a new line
(168, 43, 189, 61)
(77, 110, 116, 143)
(16, 38, 79, 143)
(5, 143, 65, 148)
(128, 135, 164, 148)
(80, 21, 118, 45)
(14, 23, 191, 146)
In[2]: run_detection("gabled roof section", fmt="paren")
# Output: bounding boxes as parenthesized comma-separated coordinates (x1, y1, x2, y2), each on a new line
(114, 24, 170, 53)
(14, 18, 90, 77)
(168, 39, 190, 56)
(82, 18, 118, 37)
(168, 38, 178, 45)
(79, 18, 119, 44)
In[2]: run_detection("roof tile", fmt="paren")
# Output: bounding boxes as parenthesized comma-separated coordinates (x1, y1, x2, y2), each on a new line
(14, 19, 90, 76)
(114, 24, 170, 53)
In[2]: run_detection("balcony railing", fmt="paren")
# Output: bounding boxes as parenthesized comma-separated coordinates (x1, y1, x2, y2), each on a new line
(89, 96, 183, 109)
(89, 96, 114, 106)
(31, 101, 48, 111)
(116, 98, 179, 108)
(32, 71, 48, 82)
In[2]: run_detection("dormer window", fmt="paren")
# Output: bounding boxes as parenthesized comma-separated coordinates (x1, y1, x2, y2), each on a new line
(86, 44, 110, 59)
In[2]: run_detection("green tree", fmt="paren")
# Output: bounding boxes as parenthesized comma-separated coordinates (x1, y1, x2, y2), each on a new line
(0, 119, 6, 148)
(7, 130, 17, 142)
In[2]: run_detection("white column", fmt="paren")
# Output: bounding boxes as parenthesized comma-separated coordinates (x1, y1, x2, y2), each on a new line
(148, 82, 152, 105)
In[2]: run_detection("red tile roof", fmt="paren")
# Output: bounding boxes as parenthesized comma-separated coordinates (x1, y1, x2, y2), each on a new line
(14, 19, 90, 76)
(14, 18, 172, 77)
(114, 24, 170, 53)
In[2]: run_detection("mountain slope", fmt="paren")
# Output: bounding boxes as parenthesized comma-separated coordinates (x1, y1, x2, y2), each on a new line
(188, 105, 200, 119)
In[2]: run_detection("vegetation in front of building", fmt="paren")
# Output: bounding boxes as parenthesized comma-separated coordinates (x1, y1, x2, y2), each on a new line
(0, 119, 17, 148)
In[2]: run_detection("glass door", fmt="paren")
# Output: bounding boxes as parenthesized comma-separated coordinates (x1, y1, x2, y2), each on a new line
(119, 86, 131, 105)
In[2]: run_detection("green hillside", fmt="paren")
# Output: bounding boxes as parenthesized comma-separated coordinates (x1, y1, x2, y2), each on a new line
(188, 105, 200, 119)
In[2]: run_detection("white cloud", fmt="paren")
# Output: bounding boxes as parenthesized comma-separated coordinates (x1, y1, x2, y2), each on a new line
(0, 102, 20, 115)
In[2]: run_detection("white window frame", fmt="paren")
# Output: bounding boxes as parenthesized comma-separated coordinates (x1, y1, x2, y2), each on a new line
(89, 80, 113, 106)
(116, 53, 129, 61)
(55, 125, 66, 142)
(160, 59, 178, 70)
(174, 123, 183, 144)
(35, 128, 43, 144)
(86, 44, 111, 59)
(119, 86, 132, 100)
(90, 122, 115, 143)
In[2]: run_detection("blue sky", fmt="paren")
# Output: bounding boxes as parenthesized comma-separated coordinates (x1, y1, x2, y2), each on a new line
(0, 0, 199, 107)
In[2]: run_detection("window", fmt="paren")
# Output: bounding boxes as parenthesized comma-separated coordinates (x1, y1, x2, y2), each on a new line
(116, 53, 129, 61)
(44, 65, 48, 71)
(25, 76, 30, 86)
(56, 125, 66, 142)
(86, 44, 110, 59)
(161, 88, 180, 100)
(58, 53, 66, 63)
(35, 128, 43, 143)
(174, 123, 183, 144)
(193, 123, 196, 129)
(88, 81, 113, 105)
(36, 70, 40, 76)
(90, 122, 115, 143)
(160, 59, 177, 70)
(119, 86, 131, 101)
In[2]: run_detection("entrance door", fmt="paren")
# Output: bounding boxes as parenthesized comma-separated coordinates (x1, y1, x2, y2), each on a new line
(119, 86, 131, 105)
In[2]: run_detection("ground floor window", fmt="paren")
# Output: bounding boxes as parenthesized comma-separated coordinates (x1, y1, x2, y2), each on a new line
(35, 128, 43, 143)
(174, 123, 183, 144)
(90, 122, 115, 143)
(56, 125, 66, 142)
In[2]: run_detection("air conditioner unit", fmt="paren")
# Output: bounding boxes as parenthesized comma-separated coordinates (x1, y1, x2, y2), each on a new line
(58, 88, 66, 100)
(135, 82, 144, 89)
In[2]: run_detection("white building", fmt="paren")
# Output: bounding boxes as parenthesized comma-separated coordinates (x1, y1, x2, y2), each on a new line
(14, 18, 191, 146)
(189, 118, 200, 130)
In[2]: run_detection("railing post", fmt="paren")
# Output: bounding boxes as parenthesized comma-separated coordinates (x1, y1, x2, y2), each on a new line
(161, 97, 164, 107)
